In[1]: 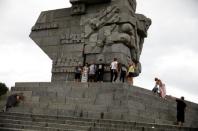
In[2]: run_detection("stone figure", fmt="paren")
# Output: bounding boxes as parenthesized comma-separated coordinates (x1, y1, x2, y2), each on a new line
(30, 0, 151, 81)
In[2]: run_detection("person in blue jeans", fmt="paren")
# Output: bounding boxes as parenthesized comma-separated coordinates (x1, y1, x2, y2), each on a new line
(110, 58, 118, 82)
(119, 64, 127, 83)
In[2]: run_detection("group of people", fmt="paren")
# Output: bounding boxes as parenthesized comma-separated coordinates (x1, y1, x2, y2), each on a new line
(110, 58, 137, 85)
(152, 77, 166, 98)
(75, 61, 105, 83)
(75, 58, 137, 85)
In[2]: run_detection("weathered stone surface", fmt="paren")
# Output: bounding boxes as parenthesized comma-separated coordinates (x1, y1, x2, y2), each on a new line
(30, 0, 151, 81)
(2, 82, 198, 128)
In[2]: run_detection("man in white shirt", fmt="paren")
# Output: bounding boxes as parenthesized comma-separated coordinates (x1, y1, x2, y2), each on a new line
(110, 58, 118, 82)
(89, 62, 96, 82)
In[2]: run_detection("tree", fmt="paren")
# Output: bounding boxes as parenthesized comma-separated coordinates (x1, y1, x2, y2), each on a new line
(0, 82, 8, 97)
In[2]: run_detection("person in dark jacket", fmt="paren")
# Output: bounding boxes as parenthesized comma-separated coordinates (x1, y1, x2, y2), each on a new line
(119, 64, 127, 83)
(97, 59, 105, 82)
(75, 65, 82, 82)
(152, 77, 159, 94)
(176, 96, 187, 126)
(3, 93, 23, 112)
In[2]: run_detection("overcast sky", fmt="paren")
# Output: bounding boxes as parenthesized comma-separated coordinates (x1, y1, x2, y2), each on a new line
(0, 0, 198, 103)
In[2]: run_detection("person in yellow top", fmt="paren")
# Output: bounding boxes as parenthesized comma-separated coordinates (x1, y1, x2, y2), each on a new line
(127, 62, 135, 85)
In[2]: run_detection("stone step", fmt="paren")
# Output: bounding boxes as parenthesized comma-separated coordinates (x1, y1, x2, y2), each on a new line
(4, 100, 197, 126)
(2, 101, 182, 125)
(0, 118, 171, 131)
(0, 114, 89, 124)
(0, 112, 172, 127)
(89, 126, 143, 131)
(0, 122, 88, 131)
(3, 106, 161, 123)
(3, 82, 198, 128)
(0, 112, 158, 126)
(1, 112, 197, 131)
(0, 127, 35, 131)
(0, 119, 91, 131)
(87, 126, 198, 131)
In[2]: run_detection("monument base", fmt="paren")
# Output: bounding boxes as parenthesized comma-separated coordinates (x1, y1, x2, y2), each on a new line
(0, 82, 196, 128)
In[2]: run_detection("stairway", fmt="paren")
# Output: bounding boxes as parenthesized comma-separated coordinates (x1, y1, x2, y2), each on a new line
(0, 82, 198, 130)
(0, 112, 197, 131)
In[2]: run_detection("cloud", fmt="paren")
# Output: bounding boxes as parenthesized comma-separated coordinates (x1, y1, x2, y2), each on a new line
(136, 0, 198, 103)
(155, 48, 198, 91)
(0, 0, 71, 44)
(0, 42, 52, 87)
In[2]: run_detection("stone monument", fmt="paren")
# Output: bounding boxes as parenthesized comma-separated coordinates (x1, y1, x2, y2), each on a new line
(30, 0, 151, 81)
(1, 1, 198, 130)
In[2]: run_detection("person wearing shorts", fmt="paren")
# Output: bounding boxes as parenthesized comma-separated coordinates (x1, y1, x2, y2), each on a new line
(127, 62, 135, 85)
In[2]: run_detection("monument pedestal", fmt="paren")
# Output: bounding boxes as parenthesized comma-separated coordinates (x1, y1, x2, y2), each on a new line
(3, 82, 197, 127)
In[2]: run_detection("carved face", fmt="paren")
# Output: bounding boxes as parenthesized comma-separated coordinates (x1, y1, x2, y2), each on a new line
(145, 18, 152, 31)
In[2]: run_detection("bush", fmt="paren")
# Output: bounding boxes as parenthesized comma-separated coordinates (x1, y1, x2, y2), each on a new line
(0, 82, 8, 97)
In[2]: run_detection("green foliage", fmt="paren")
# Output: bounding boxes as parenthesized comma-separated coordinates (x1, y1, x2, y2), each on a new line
(0, 82, 8, 97)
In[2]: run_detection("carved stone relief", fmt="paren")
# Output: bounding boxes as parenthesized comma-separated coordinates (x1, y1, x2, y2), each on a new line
(60, 33, 85, 44)
(31, 23, 59, 31)
(71, 3, 86, 15)
(30, 0, 151, 81)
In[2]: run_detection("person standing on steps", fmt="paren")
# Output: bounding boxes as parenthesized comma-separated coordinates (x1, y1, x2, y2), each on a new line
(159, 80, 166, 98)
(110, 58, 118, 82)
(119, 64, 127, 83)
(81, 63, 89, 82)
(88, 62, 97, 82)
(175, 96, 187, 127)
(74, 64, 82, 82)
(97, 59, 105, 82)
(127, 61, 135, 85)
